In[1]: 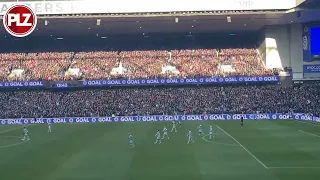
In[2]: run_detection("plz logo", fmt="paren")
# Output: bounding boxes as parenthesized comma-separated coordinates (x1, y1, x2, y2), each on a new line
(3, 4, 37, 37)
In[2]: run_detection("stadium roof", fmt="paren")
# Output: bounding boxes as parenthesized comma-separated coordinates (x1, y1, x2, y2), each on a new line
(0, 10, 319, 37)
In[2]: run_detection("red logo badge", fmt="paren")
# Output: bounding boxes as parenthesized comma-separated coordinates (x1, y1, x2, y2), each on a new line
(3, 4, 37, 37)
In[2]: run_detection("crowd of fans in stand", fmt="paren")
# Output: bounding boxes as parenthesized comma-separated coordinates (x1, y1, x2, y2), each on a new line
(0, 84, 319, 119)
(0, 48, 274, 81)
(0, 52, 73, 81)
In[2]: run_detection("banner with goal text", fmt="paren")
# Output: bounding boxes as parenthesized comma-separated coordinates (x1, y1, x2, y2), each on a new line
(0, 113, 319, 125)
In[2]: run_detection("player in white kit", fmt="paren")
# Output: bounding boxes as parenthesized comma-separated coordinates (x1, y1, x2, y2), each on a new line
(209, 125, 214, 139)
(48, 122, 52, 132)
(162, 126, 169, 139)
(22, 127, 30, 141)
(187, 129, 194, 144)
(154, 130, 161, 144)
(198, 125, 203, 136)
(254, 111, 259, 123)
(171, 121, 177, 132)
(128, 133, 135, 148)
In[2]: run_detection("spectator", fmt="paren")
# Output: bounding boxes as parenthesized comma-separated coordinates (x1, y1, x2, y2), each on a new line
(0, 83, 319, 118)
(0, 48, 274, 81)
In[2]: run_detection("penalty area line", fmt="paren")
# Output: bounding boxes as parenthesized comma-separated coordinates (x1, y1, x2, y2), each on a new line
(202, 134, 239, 147)
(0, 124, 35, 135)
(0, 137, 29, 149)
(216, 125, 268, 169)
(295, 120, 320, 127)
(298, 130, 320, 138)
(0, 126, 25, 134)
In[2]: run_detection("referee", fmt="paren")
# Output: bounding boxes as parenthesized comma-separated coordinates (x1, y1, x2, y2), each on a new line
(241, 116, 244, 126)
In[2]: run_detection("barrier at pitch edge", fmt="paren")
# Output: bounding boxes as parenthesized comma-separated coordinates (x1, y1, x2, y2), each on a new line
(0, 76, 279, 88)
(0, 81, 44, 88)
(79, 76, 279, 87)
(1, 113, 319, 125)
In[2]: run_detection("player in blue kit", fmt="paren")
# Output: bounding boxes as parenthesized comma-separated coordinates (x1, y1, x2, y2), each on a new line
(155, 130, 161, 144)
(209, 125, 214, 139)
(128, 133, 135, 148)
(162, 126, 169, 139)
(187, 129, 194, 144)
(198, 125, 203, 136)
(22, 127, 30, 141)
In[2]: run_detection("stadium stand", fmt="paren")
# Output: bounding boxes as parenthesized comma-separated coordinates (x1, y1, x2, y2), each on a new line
(0, 34, 303, 120)
(0, 83, 319, 119)
(0, 48, 275, 81)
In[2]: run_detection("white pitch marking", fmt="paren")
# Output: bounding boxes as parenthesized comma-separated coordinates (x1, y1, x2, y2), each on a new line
(216, 125, 268, 169)
(0, 136, 29, 149)
(298, 130, 320, 138)
(269, 166, 320, 169)
(0, 124, 34, 135)
(295, 120, 320, 127)
(202, 134, 239, 147)
(0, 126, 25, 134)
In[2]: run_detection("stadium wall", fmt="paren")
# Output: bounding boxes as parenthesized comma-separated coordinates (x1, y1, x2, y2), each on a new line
(257, 32, 266, 67)
(265, 24, 303, 80)
(290, 24, 304, 80)
(265, 25, 291, 69)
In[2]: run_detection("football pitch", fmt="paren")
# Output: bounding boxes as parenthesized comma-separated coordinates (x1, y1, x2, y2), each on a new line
(1, 120, 320, 180)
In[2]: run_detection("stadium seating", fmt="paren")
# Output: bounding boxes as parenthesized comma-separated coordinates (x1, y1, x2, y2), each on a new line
(0, 53, 26, 81)
(0, 48, 274, 81)
(0, 84, 319, 119)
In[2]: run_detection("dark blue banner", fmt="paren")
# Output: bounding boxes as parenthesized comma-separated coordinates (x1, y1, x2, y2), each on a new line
(79, 76, 280, 87)
(303, 65, 320, 73)
(1, 113, 319, 125)
(0, 76, 280, 89)
(0, 81, 44, 88)
(293, 113, 319, 122)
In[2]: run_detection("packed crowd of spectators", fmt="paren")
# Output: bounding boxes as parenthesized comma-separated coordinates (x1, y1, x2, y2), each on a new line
(0, 83, 319, 119)
(70, 51, 118, 80)
(0, 48, 272, 81)
(0, 53, 25, 81)
(22, 52, 74, 81)
(0, 52, 73, 81)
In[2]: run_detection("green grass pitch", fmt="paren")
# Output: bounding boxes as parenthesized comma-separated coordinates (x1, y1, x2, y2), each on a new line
(0, 120, 320, 180)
